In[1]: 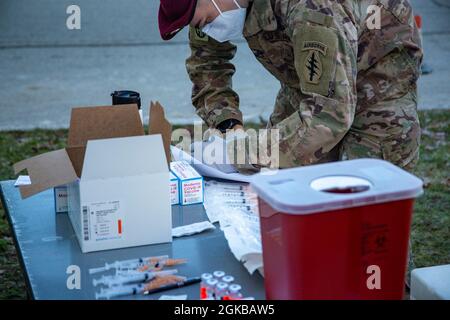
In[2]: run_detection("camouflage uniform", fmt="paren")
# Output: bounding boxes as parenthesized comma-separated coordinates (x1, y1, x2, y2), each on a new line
(186, 0, 422, 170)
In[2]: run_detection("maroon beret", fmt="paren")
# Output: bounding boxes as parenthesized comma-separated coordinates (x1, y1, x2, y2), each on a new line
(159, 0, 198, 40)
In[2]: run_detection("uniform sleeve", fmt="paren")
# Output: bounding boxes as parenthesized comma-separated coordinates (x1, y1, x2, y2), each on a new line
(186, 26, 243, 128)
(274, 10, 358, 167)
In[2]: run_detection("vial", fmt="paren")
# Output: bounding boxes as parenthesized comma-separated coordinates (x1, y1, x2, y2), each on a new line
(200, 273, 213, 299)
(213, 270, 225, 279)
(206, 278, 219, 299)
(228, 284, 243, 300)
(222, 275, 234, 285)
(201, 273, 213, 287)
(215, 282, 229, 300)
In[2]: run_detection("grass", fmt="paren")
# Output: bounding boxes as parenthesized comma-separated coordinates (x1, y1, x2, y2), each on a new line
(410, 111, 450, 267)
(0, 110, 449, 299)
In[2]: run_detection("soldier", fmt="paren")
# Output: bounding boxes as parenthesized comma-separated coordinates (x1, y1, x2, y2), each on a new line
(158, 0, 422, 171)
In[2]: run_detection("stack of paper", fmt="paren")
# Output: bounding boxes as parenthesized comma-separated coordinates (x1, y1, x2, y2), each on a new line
(203, 180, 263, 276)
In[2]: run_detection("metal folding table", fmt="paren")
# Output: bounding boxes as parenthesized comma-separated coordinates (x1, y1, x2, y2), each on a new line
(0, 180, 265, 300)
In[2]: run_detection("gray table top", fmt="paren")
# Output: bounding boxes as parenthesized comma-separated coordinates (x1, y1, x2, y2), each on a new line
(0, 180, 265, 300)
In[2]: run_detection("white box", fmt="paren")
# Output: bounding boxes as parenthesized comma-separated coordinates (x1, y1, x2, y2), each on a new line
(54, 185, 68, 213)
(66, 135, 172, 253)
(170, 172, 180, 205)
(170, 161, 203, 205)
(411, 265, 450, 300)
(53, 174, 179, 212)
(14, 104, 174, 253)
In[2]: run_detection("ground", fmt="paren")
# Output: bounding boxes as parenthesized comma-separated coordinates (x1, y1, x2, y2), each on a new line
(0, 110, 449, 299)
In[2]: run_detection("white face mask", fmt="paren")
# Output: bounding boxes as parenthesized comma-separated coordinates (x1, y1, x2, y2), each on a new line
(202, 0, 247, 43)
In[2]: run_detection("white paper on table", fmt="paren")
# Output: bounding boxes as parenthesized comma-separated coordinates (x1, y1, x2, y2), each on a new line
(14, 175, 31, 187)
(171, 146, 252, 183)
(222, 225, 263, 276)
(202, 201, 221, 224)
(172, 221, 216, 238)
(242, 253, 264, 275)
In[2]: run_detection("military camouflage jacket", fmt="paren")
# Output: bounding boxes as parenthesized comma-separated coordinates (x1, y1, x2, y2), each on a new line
(186, 0, 423, 169)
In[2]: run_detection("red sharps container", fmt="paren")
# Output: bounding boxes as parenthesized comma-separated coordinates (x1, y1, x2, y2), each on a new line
(250, 159, 423, 300)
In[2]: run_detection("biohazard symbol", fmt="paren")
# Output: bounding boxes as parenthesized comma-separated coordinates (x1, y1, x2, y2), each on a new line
(305, 50, 323, 84)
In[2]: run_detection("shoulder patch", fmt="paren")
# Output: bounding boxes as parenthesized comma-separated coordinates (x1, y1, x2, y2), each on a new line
(294, 25, 338, 97)
(302, 41, 328, 84)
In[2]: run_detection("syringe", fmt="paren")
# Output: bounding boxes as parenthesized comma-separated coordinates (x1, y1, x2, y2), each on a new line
(138, 257, 187, 272)
(205, 181, 248, 191)
(93, 269, 178, 287)
(89, 255, 169, 274)
(95, 283, 147, 300)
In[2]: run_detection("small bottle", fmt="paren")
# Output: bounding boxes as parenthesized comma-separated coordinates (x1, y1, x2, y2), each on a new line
(222, 275, 234, 285)
(200, 273, 213, 299)
(206, 278, 219, 299)
(215, 282, 229, 300)
(213, 270, 225, 279)
(201, 273, 213, 286)
(228, 284, 243, 300)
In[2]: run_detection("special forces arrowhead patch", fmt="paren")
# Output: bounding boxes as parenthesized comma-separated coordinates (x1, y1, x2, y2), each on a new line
(294, 24, 338, 97)
(302, 41, 327, 84)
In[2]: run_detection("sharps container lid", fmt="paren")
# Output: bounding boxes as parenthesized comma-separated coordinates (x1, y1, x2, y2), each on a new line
(111, 90, 141, 109)
(250, 159, 423, 215)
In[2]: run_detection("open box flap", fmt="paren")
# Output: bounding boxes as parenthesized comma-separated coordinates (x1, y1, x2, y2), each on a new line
(67, 104, 145, 176)
(149, 101, 172, 166)
(13, 149, 78, 199)
(68, 105, 144, 147)
(81, 135, 168, 180)
(66, 146, 86, 178)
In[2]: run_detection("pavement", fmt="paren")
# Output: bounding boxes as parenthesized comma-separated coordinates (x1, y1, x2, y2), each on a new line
(0, 0, 449, 130)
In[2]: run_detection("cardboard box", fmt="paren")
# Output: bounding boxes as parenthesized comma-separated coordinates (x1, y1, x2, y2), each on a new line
(170, 172, 180, 205)
(54, 185, 68, 213)
(54, 170, 180, 212)
(14, 102, 173, 253)
(170, 161, 203, 205)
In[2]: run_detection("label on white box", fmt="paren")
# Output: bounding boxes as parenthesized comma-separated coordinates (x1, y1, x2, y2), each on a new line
(181, 180, 203, 205)
(170, 161, 203, 205)
(54, 186, 68, 213)
(82, 200, 123, 242)
(170, 161, 201, 180)
(170, 172, 179, 205)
